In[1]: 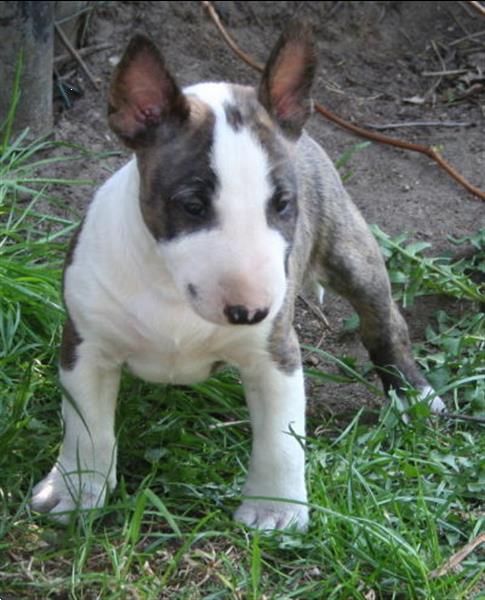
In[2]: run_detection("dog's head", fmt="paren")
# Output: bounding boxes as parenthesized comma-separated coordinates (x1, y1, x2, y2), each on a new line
(108, 24, 317, 326)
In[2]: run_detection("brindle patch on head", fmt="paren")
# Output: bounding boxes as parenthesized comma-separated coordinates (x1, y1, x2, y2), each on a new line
(136, 97, 218, 241)
(223, 102, 244, 132)
(60, 317, 83, 371)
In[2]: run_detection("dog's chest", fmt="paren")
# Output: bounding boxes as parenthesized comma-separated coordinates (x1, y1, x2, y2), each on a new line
(120, 293, 220, 384)
(126, 343, 216, 385)
(120, 290, 267, 384)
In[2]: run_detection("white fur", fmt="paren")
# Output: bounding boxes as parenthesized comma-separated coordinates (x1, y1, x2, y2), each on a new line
(235, 364, 308, 530)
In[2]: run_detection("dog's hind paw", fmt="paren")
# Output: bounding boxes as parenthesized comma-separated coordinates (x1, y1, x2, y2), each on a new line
(31, 465, 108, 523)
(420, 385, 446, 414)
(234, 499, 309, 532)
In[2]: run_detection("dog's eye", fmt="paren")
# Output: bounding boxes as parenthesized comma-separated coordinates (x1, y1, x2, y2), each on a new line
(272, 191, 291, 215)
(182, 198, 207, 217)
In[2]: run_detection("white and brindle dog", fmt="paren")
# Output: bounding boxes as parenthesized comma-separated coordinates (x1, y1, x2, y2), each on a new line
(32, 24, 444, 531)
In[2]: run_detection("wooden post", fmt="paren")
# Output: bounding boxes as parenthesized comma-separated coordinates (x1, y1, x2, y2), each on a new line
(0, 2, 54, 138)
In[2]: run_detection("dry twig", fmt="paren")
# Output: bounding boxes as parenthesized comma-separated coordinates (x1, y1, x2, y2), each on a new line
(422, 68, 469, 76)
(466, 1, 485, 17)
(54, 43, 112, 68)
(201, 0, 485, 201)
(54, 23, 99, 90)
(298, 294, 332, 331)
(435, 412, 485, 424)
(364, 121, 473, 130)
(429, 533, 485, 578)
(449, 28, 485, 45)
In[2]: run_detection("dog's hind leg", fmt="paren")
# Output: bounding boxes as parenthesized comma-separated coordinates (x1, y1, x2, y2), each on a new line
(31, 329, 121, 522)
(316, 204, 445, 414)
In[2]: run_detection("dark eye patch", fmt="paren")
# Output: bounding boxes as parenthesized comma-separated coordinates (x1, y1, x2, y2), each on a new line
(158, 172, 218, 240)
(137, 107, 220, 241)
(166, 178, 217, 233)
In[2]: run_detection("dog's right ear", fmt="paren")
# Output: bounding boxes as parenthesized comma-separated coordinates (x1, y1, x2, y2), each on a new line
(108, 35, 189, 149)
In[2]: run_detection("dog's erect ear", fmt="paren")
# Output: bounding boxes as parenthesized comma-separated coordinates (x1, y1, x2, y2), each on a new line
(108, 35, 189, 149)
(258, 22, 317, 139)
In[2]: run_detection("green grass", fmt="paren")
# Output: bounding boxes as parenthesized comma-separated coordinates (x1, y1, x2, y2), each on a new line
(0, 124, 483, 598)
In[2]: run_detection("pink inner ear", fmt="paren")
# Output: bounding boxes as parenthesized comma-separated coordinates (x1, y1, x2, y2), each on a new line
(119, 53, 167, 117)
(110, 45, 178, 140)
(125, 88, 163, 125)
(273, 87, 297, 120)
(271, 46, 307, 119)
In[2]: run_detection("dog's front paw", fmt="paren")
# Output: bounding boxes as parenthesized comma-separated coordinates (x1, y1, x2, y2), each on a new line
(31, 464, 109, 523)
(234, 499, 309, 532)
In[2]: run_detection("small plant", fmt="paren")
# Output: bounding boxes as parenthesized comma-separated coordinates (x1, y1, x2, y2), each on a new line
(372, 224, 484, 306)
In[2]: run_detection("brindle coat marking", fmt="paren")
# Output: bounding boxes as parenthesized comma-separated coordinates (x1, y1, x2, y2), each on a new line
(60, 317, 83, 371)
(60, 224, 83, 371)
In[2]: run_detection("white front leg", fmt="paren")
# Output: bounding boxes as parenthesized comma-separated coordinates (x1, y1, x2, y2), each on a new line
(235, 364, 308, 531)
(31, 345, 121, 522)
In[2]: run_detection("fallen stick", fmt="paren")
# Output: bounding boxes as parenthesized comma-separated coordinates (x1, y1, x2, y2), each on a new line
(421, 68, 469, 77)
(298, 294, 332, 331)
(54, 43, 113, 68)
(201, 0, 485, 202)
(449, 28, 485, 46)
(466, 1, 485, 17)
(429, 533, 485, 578)
(54, 23, 99, 90)
(435, 412, 485, 425)
(365, 121, 473, 130)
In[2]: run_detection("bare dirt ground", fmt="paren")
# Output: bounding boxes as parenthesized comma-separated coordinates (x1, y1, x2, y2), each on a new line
(52, 1, 484, 416)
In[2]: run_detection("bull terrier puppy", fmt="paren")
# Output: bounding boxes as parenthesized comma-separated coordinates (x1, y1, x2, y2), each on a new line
(32, 24, 444, 531)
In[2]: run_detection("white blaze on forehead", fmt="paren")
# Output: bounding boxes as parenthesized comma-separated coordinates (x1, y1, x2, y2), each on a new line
(184, 82, 234, 111)
(185, 83, 275, 234)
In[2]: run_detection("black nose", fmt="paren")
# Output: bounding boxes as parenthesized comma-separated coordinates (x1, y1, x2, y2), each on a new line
(224, 305, 269, 325)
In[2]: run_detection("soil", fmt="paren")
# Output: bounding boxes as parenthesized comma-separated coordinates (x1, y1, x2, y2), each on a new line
(51, 1, 484, 417)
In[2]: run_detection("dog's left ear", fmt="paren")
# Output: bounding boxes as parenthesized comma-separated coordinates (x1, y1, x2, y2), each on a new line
(258, 22, 317, 139)
(108, 35, 189, 149)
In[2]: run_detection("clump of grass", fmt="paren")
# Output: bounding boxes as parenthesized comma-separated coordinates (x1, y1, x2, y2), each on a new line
(0, 109, 483, 598)
(0, 80, 111, 540)
(372, 225, 484, 306)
